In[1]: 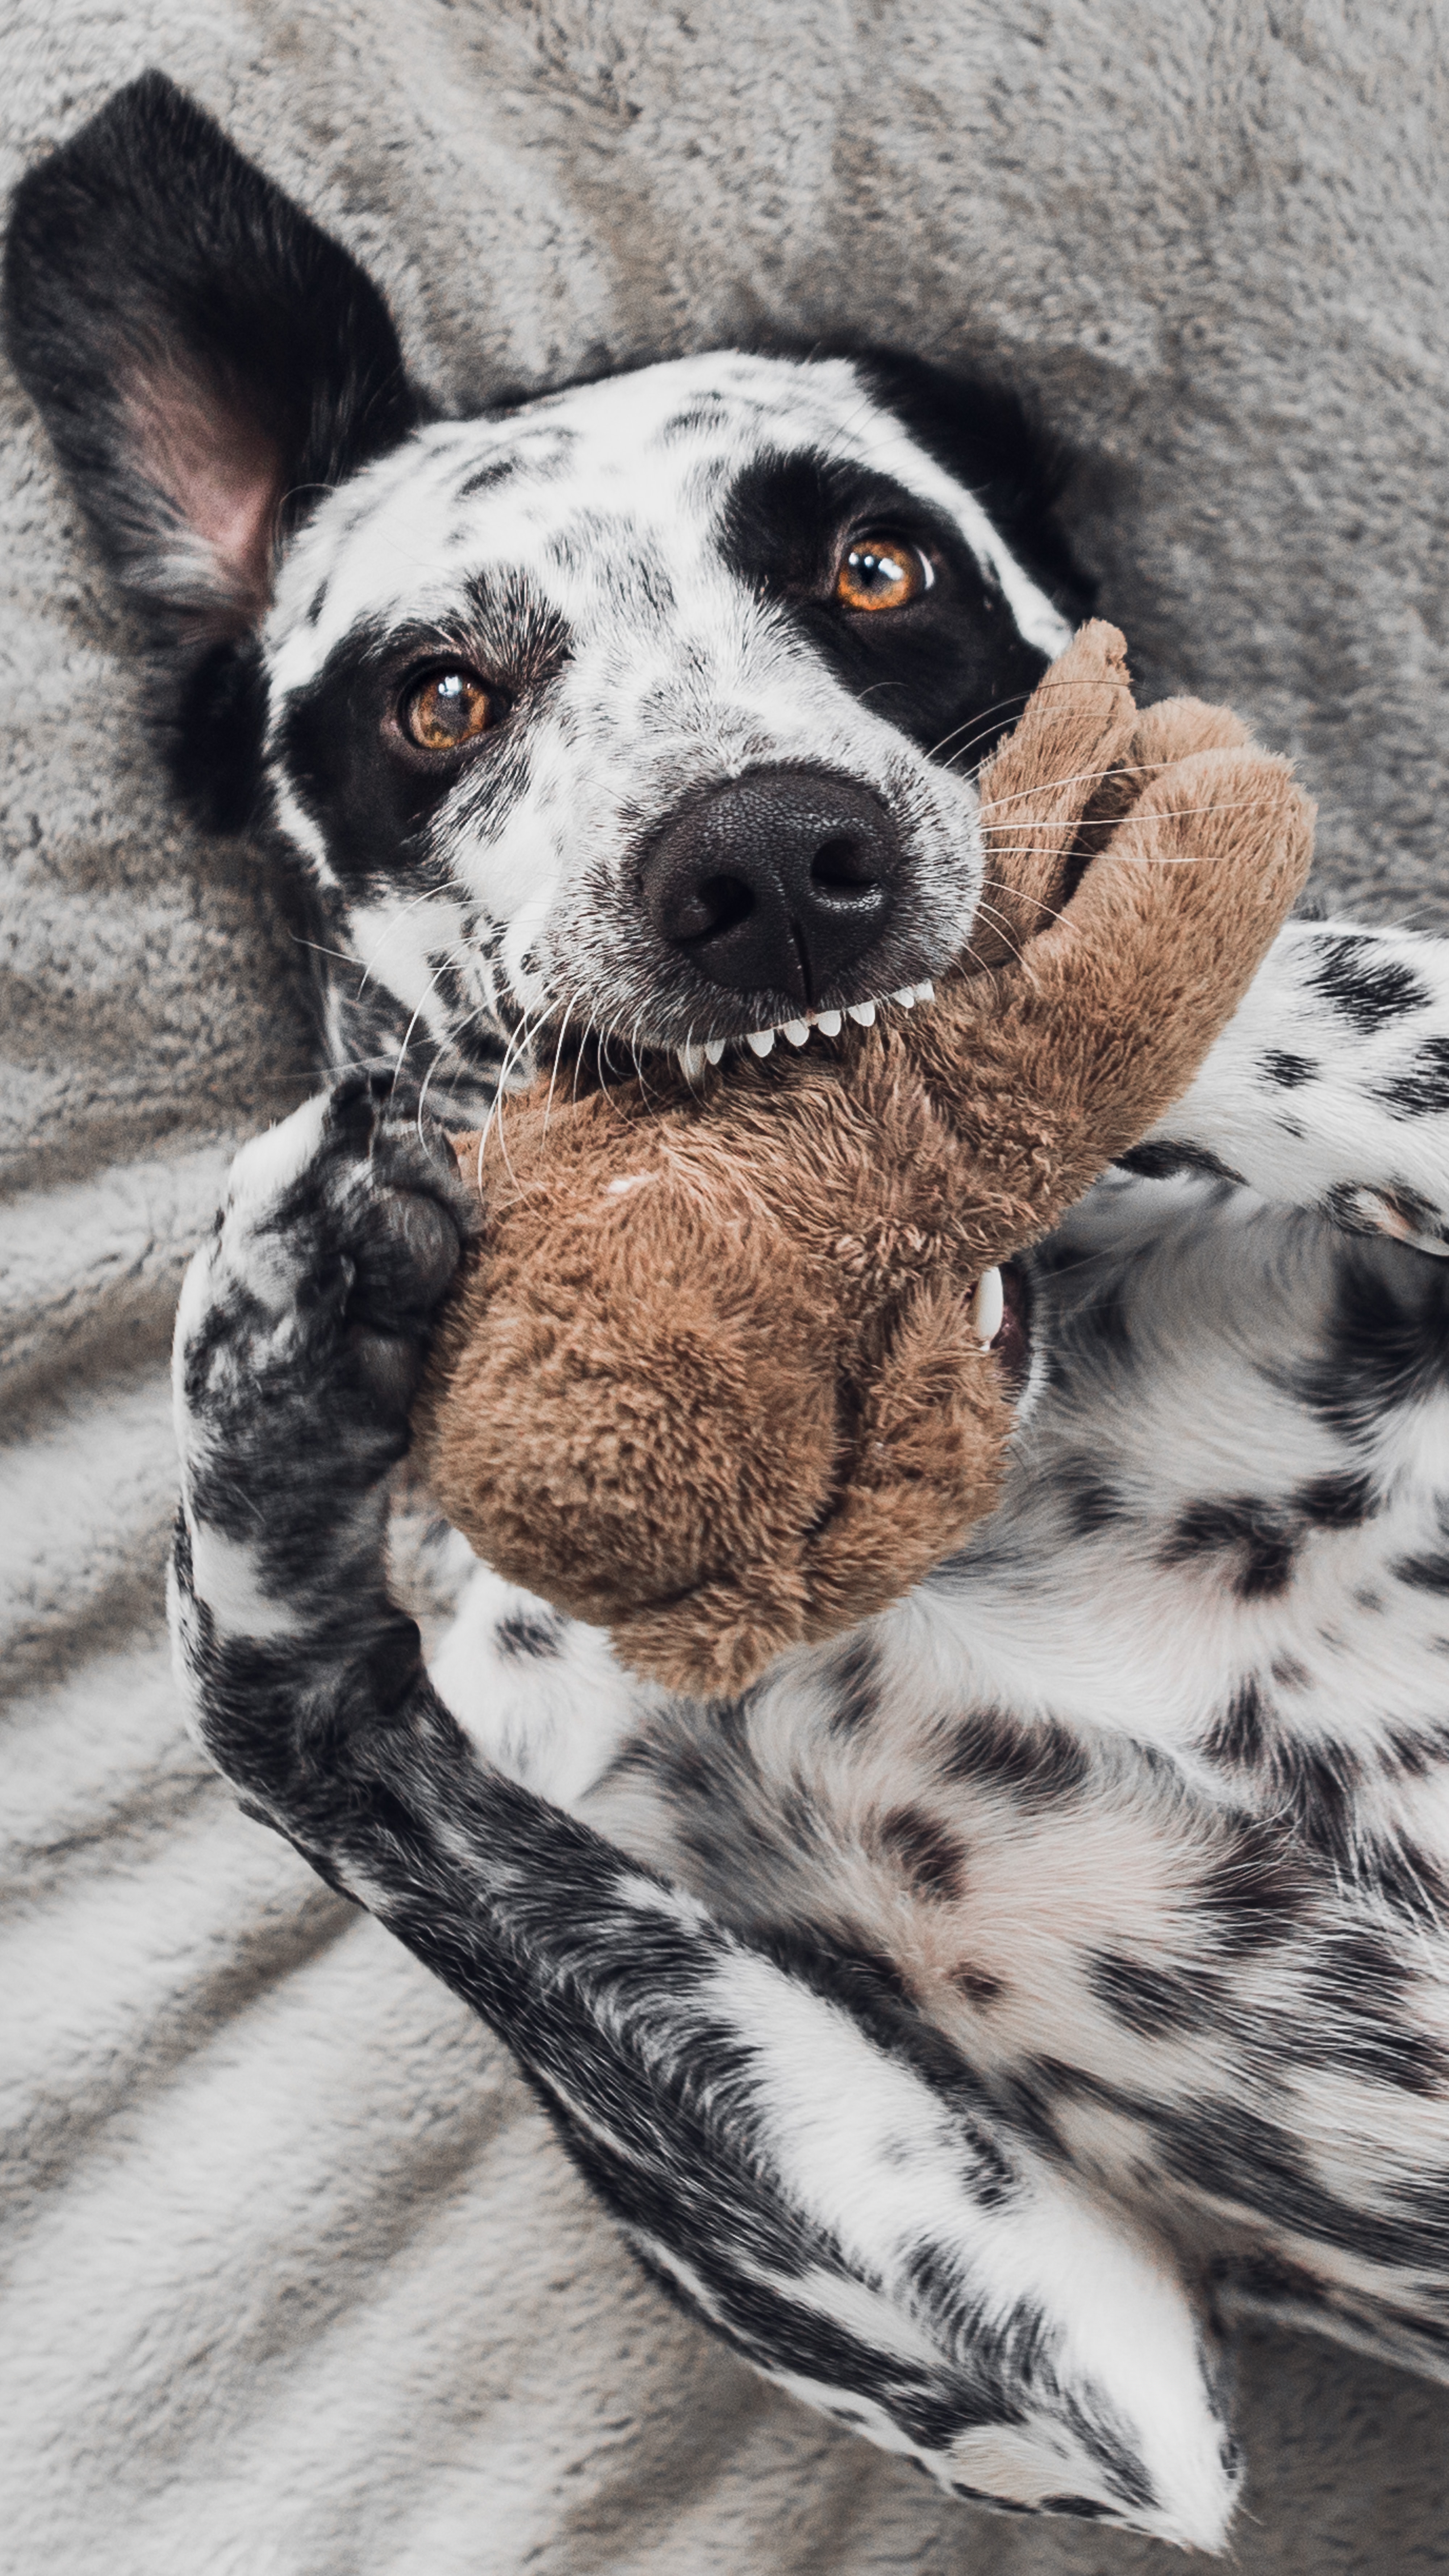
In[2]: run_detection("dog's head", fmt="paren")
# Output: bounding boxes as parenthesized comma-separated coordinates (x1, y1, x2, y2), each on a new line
(6, 74, 1077, 1110)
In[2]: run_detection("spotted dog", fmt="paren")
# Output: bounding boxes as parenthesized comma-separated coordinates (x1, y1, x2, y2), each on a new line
(11, 73, 1449, 2555)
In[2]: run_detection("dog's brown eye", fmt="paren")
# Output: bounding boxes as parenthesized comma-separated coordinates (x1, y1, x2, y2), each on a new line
(402, 668, 495, 751)
(835, 534, 931, 613)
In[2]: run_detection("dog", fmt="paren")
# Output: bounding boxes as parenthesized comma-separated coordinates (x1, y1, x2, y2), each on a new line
(12, 71, 1449, 2554)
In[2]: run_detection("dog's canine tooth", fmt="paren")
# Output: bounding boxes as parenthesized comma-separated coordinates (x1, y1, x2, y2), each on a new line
(746, 1027, 776, 1057)
(814, 1009, 843, 1037)
(781, 1019, 810, 1047)
(703, 1038, 726, 1066)
(846, 1000, 877, 1028)
(677, 1043, 706, 1080)
(971, 1266, 1005, 1345)
(913, 981, 935, 1004)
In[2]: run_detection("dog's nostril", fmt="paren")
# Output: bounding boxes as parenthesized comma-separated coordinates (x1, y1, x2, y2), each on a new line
(810, 833, 880, 895)
(677, 872, 755, 944)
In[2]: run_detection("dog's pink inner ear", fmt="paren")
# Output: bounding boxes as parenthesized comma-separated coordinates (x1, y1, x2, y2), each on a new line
(128, 362, 284, 633)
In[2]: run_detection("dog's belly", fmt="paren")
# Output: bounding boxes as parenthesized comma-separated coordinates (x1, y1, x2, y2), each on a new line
(434, 1171, 1449, 2381)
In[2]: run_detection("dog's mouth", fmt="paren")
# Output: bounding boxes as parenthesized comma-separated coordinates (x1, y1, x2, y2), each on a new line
(661, 981, 937, 1078)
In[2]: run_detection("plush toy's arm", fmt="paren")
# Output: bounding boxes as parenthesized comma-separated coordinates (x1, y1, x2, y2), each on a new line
(912, 732, 1314, 1250)
(168, 1078, 1236, 2552)
(1127, 917, 1449, 1253)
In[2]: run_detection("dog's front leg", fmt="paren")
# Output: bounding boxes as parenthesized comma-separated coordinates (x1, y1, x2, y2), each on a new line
(167, 1079, 1238, 2550)
(1129, 918, 1449, 1251)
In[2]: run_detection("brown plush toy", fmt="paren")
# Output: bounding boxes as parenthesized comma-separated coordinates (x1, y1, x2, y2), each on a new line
(413, 623, 1312, 1696)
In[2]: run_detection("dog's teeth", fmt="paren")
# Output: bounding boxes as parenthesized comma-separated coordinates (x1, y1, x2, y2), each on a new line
(846, 1000, 877, 1027)
(814, 1009, 843, 1037)
(891, 987, 916, 1008)
(677, 1043, 706, 1080)
(703, 1038, 726, 1065)
(971, 1266, 1005, 1346)
(746, 1027, 776, 1057)
(781, 1019, 810, 1047)
(913, 981, 935, 1004)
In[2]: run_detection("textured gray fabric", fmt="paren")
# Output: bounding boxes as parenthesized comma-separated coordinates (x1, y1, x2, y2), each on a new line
(4, 4, 1448, 2568)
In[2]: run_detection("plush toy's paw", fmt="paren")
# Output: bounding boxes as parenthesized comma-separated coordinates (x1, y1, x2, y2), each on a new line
(173, 1078, 473, 1644)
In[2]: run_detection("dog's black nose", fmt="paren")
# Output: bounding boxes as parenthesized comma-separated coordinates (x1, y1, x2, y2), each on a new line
(640, 768, 901, 1004)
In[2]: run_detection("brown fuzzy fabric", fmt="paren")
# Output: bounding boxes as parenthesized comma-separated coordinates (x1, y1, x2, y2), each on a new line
(414, 623, 1311, 1695)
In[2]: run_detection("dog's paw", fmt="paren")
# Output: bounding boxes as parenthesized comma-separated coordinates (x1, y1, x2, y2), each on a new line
(172, 1078, 473, 1638)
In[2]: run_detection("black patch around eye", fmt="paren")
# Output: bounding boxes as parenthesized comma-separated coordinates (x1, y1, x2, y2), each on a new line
(1307, 934, 1431, 1033)
(716, 446, 1050, 768)
(276, 597, 568, 890)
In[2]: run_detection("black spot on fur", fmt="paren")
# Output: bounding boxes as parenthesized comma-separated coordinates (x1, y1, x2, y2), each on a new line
(1360, 1837, 1449, 1929)
(1204, 1677, 1270, 1768)
(877, 1806, 967, 1904)
(1056, 1455, 1131, 1538)
(1307, 935, 1431, 1034)
(1271, 1654, 1311, 1690)
(1274, 1244, 1449, 1438)
(1381, 1724, 1449, 1781)
(494, 1608, 565, 1660)
(1090, 1950, 1206, 2039)
(1375, 1035, 1449, 1117)
(1260, 1050, 1318, 1088)
(827, 1636, 881, 1736)
(1394, 1547, 1449, 1594)
(941, 1709, 1090, 1808)
(1269, 1737, 1362, 1866)
(1197, 1818, 1308, 1955)
(456, 454, 524, 501)
(1294, 1469, 1376, 1528)
(1161, 1496, 1298, 1599)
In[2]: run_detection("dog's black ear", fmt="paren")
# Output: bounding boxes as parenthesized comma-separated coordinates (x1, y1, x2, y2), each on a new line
(4, 73, 425, 819)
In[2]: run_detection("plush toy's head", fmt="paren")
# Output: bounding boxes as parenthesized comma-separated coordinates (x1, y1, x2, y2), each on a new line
(413, 623, 1312, 1695)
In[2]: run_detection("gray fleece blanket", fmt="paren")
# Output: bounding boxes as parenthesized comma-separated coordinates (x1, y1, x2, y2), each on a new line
(5, 5, 1449, 2569)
